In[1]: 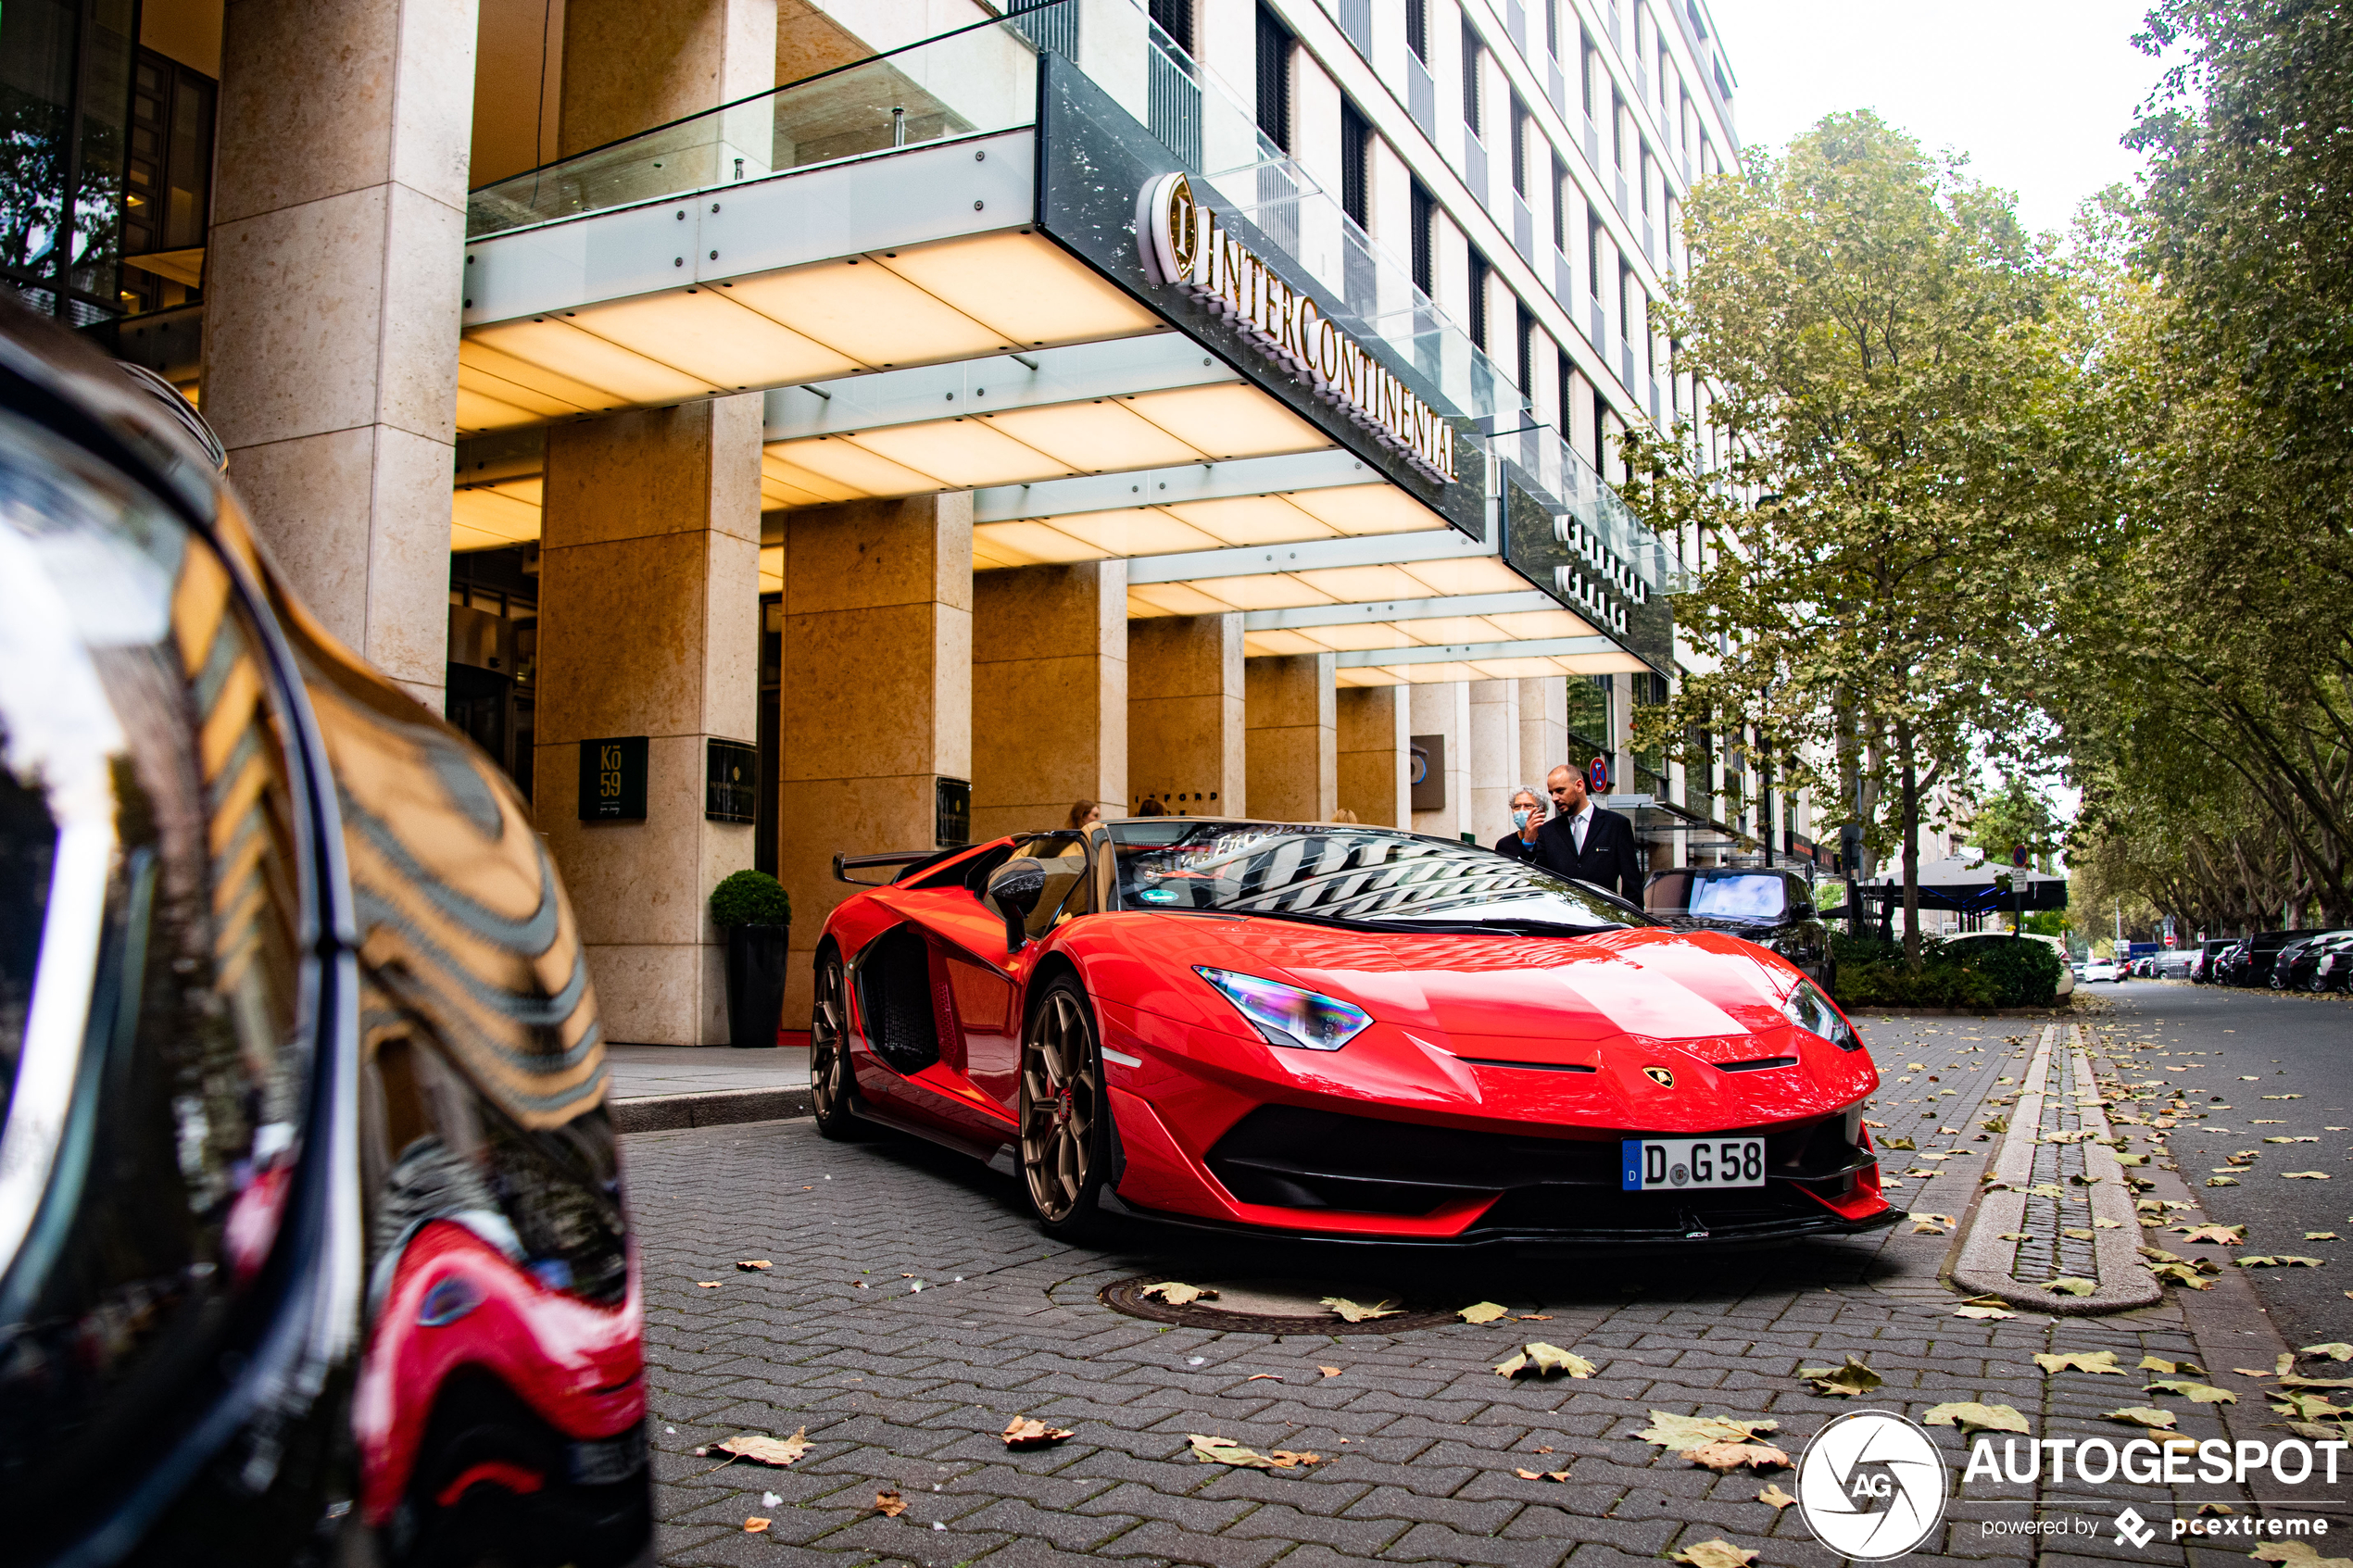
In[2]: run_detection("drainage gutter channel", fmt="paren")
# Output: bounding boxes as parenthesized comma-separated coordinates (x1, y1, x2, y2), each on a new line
(1949, 1022, 2162, 1314)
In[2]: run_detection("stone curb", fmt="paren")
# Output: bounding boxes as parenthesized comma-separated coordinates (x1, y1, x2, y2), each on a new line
(610, 1085, 812, 1134)
(1852, 1003, 2076, 1017)
(1947, 1021, 2163, 1315)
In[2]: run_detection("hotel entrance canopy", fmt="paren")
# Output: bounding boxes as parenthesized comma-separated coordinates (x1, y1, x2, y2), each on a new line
(455, 6, 1690, 673)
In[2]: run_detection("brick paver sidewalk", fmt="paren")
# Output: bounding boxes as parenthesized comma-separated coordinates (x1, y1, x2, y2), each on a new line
(623, 1013, 2334, 1568)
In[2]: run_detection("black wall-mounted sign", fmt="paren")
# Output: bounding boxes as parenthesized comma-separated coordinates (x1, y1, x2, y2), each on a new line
(1033, 56, 1484, 542)
(936, 776, 971, 848)
(1409, 734, 1446, 813)
(706, 737, 759, 823)
(578, 735, 648, 821)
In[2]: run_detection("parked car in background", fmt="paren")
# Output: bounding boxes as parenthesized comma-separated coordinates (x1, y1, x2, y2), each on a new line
(0, 304, 648, 1562)
(2190, 938, 2238, 983)
(2277, 932, 2353, 992)
(2082, 956, 2122, 983)
(2312, 940, 2353, 994)
(2224, 929, 2331, 988)
(2155, 948, 2197, 979)
(1642, 867, 1839, 998)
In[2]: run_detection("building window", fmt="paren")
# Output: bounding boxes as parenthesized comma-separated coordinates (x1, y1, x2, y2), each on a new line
(1510, 96, 1529, 194)
(118, 48, 216, 317)
(2, 0, 139, 324)
(1340, 99, 1370, 229)
(1545, 0, 1560, 60)
(1552, 156, 1569, 251)
(1148, 0, 1193, 55)
(1588, 218, 1604, 307)
(1254, 4, 1292, 151)
(1516, 304, 1537, 395)
(1461, 23, 1481, 135)
(1468, 251, 1491, 350)
(1411, 180, 1435, 295)
(1405, 0, 1428, 62)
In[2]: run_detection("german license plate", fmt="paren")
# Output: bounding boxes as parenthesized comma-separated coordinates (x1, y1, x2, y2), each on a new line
(1621, 1136, 1766, 1191)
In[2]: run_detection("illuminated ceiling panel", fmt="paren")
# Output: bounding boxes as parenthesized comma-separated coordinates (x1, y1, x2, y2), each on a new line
(759, 546, 784, 593)
(844, 419, 1075, 488)
(455, 384, 540, 434)
(451, 480, 545, 552)
(1296, 621, 1422, 651)
(1334, 667, 1408, 687)
(1485, 608, 1602, 639)
(1241, 629, 1327, 657)
(970, 521, 1114, 566)
(1128, 582, 1239, 617)
(459, 340, 614, 412)
(1126, 383, 1328, 460)
(1160, 495, 1337, 546)
(567, 289, 863, 390)
(1391, 557, 1534, 596)
(1288, 564, 1437, 604)
(1176, 573, 1336, 611)
(979, 402, 1205, 473)
(1283, 483, 1443, 535)
(1390, 615, 1507, 645)
(771, 436, 943, 495)
(875, 232, 1163, 347)
(468, 319, 718, 405)
(724, 257, 1013, 367)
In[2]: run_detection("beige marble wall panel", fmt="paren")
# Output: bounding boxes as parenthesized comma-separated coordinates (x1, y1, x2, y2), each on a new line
(1468, 679, 1522, 847)
(1410, 681, 1470, 840)
(1246, 654, 1336, 824)
(777, 0, 865, 83)
(366, 424, 464, 697)
(578, 941, 709, 1046)
(1519, 675, 1568, 791)
(1336, 685, 1409, 826)
(973, 561, 1126, 840)
(538, 732, 711, 948)
(537, 534, 711, 745)
(786, 494, 975, 617)
(703, 529, 762, 743)
(779, 772, 936, 1023)
(205, 186, 390, 446)
(543, 402, 758, 548)
(1129, 613, 1244, 816)
(375, 182, 468, 434)
(225, 426, 377, 641)
(214, 0, 395, 222)
(562, 0, 728, 155)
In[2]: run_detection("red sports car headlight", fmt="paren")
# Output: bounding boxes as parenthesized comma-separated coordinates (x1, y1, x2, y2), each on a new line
(1780, 978, 1861, 1050)
(1194, 967, 1375, 1051)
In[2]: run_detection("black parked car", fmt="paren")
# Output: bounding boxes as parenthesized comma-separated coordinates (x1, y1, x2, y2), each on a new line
(1642, 867, 1837, 998)
(0, 304, 648, 1562)
(2312, 940, 2353, 994)
(2278, 932, 2353, 992)
(2189, 938, 2237, 983)
(2226, 929, 2332, 988)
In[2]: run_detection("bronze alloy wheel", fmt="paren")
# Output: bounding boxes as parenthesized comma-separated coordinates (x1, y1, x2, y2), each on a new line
(1019, 978, 1108, 1233)
(810, 951, 861, 1139)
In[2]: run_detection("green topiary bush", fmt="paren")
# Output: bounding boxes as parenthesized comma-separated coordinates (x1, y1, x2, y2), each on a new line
(1829, 931, 2050, 1010)
(710, 870, 792, 929)
(1965, 935, 2067, 1007)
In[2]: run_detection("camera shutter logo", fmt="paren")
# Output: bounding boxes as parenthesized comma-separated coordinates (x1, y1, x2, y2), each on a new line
(1795, 1410, 1946, 1562)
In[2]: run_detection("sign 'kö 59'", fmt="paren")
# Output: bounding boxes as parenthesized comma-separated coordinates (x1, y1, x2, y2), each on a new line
(1136, 171, 1457, 487)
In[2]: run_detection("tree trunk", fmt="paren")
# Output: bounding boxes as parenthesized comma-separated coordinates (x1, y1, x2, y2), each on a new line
(1897, 718, 1922, 972)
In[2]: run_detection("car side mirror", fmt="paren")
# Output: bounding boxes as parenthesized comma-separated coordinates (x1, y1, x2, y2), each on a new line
(986, 859, 1047, 952)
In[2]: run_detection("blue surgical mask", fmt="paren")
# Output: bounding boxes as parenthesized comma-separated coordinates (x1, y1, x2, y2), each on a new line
(1512, 808, 1532, 828)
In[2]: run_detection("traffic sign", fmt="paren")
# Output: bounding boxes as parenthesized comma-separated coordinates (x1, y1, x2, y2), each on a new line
(1588, 757, 1610, 793)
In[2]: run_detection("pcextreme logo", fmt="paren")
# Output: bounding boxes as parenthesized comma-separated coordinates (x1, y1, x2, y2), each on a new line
(1795, 1410, 1948, 1561)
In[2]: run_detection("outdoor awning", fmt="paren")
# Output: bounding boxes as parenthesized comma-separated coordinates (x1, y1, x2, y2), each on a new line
(1857, 854, 2069, 913)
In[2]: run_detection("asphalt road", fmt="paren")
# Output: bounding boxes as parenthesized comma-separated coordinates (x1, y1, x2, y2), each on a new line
(2090, 978, 2351, 1350)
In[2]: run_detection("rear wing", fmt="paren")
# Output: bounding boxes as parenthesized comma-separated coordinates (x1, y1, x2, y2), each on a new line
(832, 848, 958, 887)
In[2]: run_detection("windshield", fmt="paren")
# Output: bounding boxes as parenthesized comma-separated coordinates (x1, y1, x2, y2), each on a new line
(1647, 870, 1791, 922)
(1108, 821, 1652, 931)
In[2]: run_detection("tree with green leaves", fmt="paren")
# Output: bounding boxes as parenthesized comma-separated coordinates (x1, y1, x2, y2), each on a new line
(1621, 112, 2085, 969)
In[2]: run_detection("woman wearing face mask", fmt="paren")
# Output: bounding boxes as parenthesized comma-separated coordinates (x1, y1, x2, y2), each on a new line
(1493, 784, 1546, 860)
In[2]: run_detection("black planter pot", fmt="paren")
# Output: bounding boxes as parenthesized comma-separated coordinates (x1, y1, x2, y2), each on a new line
(724, 923, 789, 1048)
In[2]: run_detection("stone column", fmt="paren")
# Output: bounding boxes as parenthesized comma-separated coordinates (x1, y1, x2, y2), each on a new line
(1467, 679, 1523, 847)
(560, 0, 775, 166)
(779, 495, 974, 1022)
(1409, 681, 1471, 842)
(1128, 614, 1244, 818)
(1336, 685, 1410, 827)
(971, 561, 1127, 842)
(535, 396, 763, 1045)
(1245, 655, 1337, 824)
(1518, 675, 1567, 796)
(204, 0, 478, 709)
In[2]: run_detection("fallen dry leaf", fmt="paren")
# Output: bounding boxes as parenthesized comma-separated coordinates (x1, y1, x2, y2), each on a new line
(2301, 1342, 2353, 1361)
(717, 1430, 812, 1468)
(1246, 1374, 1282, 1382)
(2208, 1176, 2242, 1186)
(2238, 1255, 2327, 1268)
(1637, 1411, 1780, 1449)
(1758, 1484, 1798, 1510)
(2106, 1405, 2179, 1429)
(1515, 1466, 1572, 1481)
(2045, 1277, 2098, 1296)
(2146, 1379, 2236, 1404)
(1139, 1280, 1216, 1305)
(1187, 1434, 1324, 1469)
(2182, 1224, 2247, 1244)
(1798, 1355, 1882, 1397)
(698, 1281, 723, 1288)
(736, 1260, 772, 1271)
(2252, 1543, 2353, 1568)
(1956, 1302, 2018, 1319)
(2284, 1172, 2332, 1180)
(1001, 1417, 1075, 1449)
(2139, 1356, 2205, 1374)
(1457, 1301, 1510, 1323)
(1318, 1365, 1342, 1378)
(1322, 1297, 1401, 1323)
(1924, 1401, 2031, 1436)
(742, 1517, 771, 1534)
(1684, 1441, 1792, 1472)
(873, 1490, 907, 1517)
(1669, 1539, 1760, 1568)
(2034, 1350, 2124, 1375)
(1495, 1342, 1597, 1379)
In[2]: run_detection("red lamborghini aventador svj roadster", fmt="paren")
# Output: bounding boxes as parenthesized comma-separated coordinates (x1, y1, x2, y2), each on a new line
(814, 819, 1896, 1248)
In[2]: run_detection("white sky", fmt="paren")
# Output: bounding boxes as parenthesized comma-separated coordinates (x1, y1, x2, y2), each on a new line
(1707, 0, 2178, 237)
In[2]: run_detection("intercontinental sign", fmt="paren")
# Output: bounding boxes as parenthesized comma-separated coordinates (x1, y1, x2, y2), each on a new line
(1136, 172, 1457, 486)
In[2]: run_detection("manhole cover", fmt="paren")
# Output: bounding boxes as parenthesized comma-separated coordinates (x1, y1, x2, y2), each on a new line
(1100, 1273, 1461, 1334)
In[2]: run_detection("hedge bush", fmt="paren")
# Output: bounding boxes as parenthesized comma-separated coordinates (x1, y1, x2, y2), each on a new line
(1830, 930, 2063, 1009)
(710, 870, 792, 929)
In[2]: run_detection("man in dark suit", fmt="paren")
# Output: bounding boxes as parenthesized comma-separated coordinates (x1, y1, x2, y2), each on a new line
(1511, 762, 1644, 902)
